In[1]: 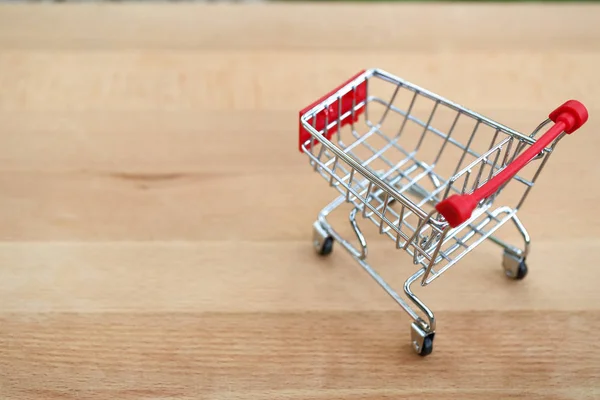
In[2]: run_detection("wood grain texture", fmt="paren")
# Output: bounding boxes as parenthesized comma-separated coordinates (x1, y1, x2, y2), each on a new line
(0, 3, 599, 399)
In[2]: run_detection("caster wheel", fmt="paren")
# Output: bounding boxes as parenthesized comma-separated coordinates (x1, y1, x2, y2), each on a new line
(317, 236, 334, 256)
(419, 335, 434, 357)
(411, 322, 435, 357)
(503, 250, 528, 280)
(514, 260, 528, 280)
(313, 221, 334, 256)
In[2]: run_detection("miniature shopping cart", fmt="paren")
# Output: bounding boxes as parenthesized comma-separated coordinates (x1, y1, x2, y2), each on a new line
(298, 68, 588, 357)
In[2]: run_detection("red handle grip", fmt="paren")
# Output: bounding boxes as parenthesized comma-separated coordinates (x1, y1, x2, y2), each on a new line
(436, 100, 588, 228)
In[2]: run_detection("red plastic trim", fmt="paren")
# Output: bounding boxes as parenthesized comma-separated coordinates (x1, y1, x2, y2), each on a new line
(436, 100, 588, 228)
(548, 99, 589, 134)
(298, 70, 367, 152)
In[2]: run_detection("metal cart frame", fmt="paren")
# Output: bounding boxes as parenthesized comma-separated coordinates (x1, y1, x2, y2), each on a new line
(298, 68, 588, 356)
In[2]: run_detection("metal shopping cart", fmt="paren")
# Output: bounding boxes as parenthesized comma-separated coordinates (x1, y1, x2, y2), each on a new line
(298, 68, 588, 357)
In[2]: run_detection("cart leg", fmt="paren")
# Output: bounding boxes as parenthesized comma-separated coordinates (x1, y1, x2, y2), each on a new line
(313, 195, 369, 260)
(312, 195, 344, 257)
(404, 269, 436, 357)
(501, 214, 530, 280)
(481, 211, 530, 280)
(348, 207, 368, 260)
(312, 195, 436, 357)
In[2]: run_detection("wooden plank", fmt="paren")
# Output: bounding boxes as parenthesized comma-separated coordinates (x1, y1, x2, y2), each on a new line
(0, 167, 596, 241)
(1, 311, 598, 399)
(3, 108, 598, 171)
(0, 111, 298, 172)
(0, 51, 598, 112)
(0, 242, 598, 313)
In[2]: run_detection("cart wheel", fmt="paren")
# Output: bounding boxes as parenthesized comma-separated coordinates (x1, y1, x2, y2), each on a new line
(502, 250, 528, 280)
(316, 236, 334, 256)
(419, 334, 434, 357)
(514, 260, 528, 280)
(313, 221, 334, 256)
(411, 322, 435, 357)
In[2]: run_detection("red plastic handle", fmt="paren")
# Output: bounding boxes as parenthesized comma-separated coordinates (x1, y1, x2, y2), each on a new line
(298, 70, 367, 152)
(436, 100, 589, 228)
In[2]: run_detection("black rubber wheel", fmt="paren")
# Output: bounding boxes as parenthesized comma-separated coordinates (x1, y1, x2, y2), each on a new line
(418, 334, 435, 357)
(318, 237, 334, 256)
(515, 260, 528, 280)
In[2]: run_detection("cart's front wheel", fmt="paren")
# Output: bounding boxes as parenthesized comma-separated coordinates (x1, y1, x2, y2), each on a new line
(313, 221, 334, 256)
(411, 322, 435, 357)
(419, 335, 434, 357)
(316, 236, 334, 256)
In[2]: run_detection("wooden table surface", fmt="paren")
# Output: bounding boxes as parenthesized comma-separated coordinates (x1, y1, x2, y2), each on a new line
(1, 3, 599, 399)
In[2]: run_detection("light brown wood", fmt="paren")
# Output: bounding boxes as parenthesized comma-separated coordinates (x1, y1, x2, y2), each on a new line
(1, 3, 599, 399)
